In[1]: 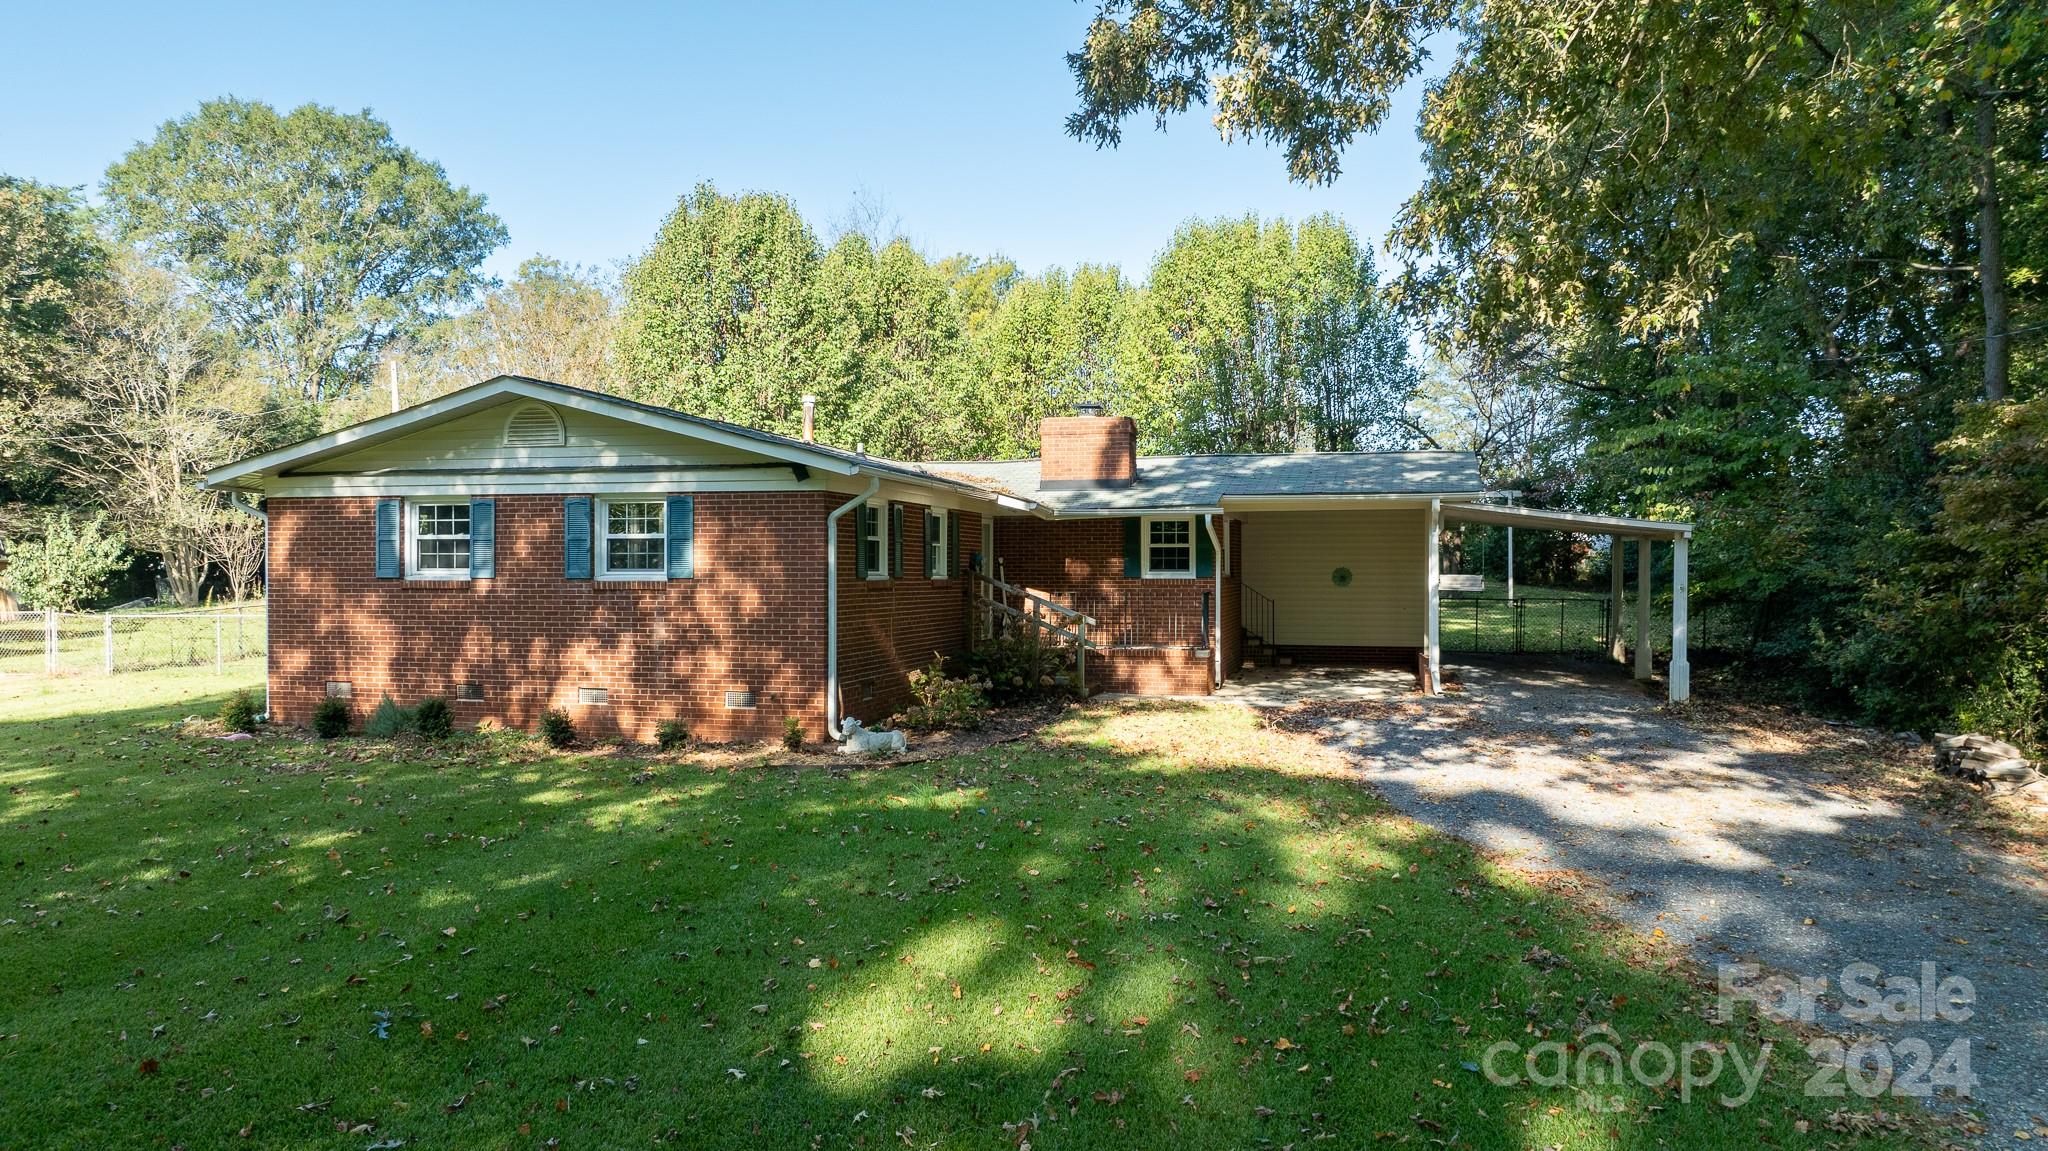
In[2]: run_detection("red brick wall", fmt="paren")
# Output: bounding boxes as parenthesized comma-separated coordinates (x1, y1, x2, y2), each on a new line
(267, 492, 838, 743)
(836, 504, 981, 725)
(1038, 416, 1136, 486)
(993, 515, 1238, 694)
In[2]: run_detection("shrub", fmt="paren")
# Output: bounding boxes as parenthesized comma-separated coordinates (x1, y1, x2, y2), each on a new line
(413, 697, 453, 740)
(363, 695, 415, 738)
(961, 626, 1077, 705)
(312, 697, 351, 739)
(539, 707, 575, 748)
(782, 716, 804, 752)
(0, 509, 127, 610)
(217, 689, 260, 734)
(654, 719, 690, 751)
(894, 655, 988, 731)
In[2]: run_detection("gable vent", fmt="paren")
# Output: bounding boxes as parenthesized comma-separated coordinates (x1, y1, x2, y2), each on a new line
(504, 403, 566, 448)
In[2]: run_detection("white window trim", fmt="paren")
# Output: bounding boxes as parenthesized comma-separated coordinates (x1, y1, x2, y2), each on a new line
(926, 508, 951, 580)
(1141, 515, 1197, 580)
(406, 500, 472, 580)
(596, 496, 668, 582)
(863, 501, 890, 581)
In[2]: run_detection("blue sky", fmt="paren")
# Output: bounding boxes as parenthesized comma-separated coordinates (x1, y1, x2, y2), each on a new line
(3, 1, 1442, 282)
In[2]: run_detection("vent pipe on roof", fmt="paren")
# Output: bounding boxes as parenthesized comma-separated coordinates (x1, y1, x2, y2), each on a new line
(801, 394, 817, 443)
(1073, 400, 1104, 417)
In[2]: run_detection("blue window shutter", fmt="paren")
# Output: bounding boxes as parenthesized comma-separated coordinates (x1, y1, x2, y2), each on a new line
(665, 495, 695, 578)
(1122, 518, 1141, 578)
(889, 504, 903, 578)
(1195, 518, 1215, 577)
(469, 499, 496, 579)
(563, 497, 593, 580)
(375, 499, 402, 578)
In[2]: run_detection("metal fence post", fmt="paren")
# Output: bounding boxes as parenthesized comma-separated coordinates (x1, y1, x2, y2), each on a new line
(215, 613, 223, 671)
(45, 611, 58, 675)
(103, 613, 114, 674)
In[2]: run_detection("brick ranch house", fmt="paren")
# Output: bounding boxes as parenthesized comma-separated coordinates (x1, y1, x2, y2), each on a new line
(203, 375, 1696, 743)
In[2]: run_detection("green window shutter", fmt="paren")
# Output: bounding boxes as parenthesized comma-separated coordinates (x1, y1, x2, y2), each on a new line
(925, 510, 942, 578)
(374, 499, 402, 578)
(1195, 518, 1215, 577)
(1121, 517, 1141, 578)
(888, 504, 904, 578)
(949, 512, 963, 576)
(469, 499, 496, 579)
(563, 497, 593, 580)
(665, 495, 695, 578)
(857, 506, 877, 576)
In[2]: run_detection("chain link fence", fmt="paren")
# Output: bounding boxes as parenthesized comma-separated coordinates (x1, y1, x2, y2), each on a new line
(0, 605, 265, 678)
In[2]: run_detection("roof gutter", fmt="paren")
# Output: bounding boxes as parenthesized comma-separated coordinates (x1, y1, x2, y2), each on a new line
(825, 476, 881, 740)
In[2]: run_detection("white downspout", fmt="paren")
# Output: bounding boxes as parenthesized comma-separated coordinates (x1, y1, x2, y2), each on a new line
(229, 493, 269, 721)
(1205, 514, 1224, 689)
(826, 477, 881, 739)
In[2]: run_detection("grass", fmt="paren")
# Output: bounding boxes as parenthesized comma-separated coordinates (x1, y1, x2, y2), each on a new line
(1438, 586, 1617, 658)
(0, 604, 266, 677)
(0, 666, 1926, 1150)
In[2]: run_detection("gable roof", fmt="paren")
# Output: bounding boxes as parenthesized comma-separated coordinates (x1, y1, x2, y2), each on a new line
(204, 374, 1490, 514)
(202, 375, 1017, 504)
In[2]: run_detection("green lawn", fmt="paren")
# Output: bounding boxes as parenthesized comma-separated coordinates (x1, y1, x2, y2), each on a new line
(0, 666, 1923, 1149)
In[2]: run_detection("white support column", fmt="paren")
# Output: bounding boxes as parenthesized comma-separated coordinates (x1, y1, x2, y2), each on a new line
(1505, 524, 1515, 603)
(1634, 537, 1654, 681)
(1670, 535, 1690, 703)
(1425, 498, 1442, 693)
(1607, 538, 1625, 662)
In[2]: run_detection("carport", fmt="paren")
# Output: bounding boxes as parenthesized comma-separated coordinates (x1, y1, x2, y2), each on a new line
(1432, 501, 1695, 702)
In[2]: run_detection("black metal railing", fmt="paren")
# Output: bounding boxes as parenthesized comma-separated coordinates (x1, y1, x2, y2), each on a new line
(1241, 583, 1276, 645)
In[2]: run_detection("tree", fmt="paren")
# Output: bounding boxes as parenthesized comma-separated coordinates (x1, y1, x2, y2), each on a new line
(1, 509, 126, 611)
(617, 183, 828, 435)
(0, 176, 107, 527)
(1132, 214, 1414, 453)
(199, 506, 266, 603)
(972, 264, 1137, 457)
(814, 235, 978, 459)
(38, 258, 263, 605)
(104, 98, 506, 401)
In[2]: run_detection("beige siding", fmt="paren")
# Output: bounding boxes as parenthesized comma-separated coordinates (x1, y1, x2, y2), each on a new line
(1239, 508, 1425, 647)
(302, 400, 767, 474)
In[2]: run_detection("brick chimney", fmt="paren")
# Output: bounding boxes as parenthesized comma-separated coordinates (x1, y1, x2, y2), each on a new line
(1039, 403, 1137, 489)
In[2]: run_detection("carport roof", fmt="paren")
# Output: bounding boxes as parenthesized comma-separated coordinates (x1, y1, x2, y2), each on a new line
(1441, 502, 1692, 540)
(926, 451, 1486, 513)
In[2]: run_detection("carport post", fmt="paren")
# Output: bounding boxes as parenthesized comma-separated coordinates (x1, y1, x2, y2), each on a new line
(1425, 498, 1442, 693)
(1634, 537, 1653, 681)
(1670, 536, 1690, 702)
(1607, 538, 1625, 663)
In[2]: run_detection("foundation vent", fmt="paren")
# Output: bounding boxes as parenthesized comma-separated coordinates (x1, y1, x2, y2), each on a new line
(456, 682, 484, 702)
(577, 686, 609, 705)
(325, 681, 353, 699)
(723, 690, 756, 710)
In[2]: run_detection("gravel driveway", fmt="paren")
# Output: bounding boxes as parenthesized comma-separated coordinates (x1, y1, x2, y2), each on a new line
(1267, 658, 2048, 1147)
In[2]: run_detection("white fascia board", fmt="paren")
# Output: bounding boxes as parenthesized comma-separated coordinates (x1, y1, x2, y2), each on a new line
(203, 376, 867, 490)
(1216, 492, 1491, 512)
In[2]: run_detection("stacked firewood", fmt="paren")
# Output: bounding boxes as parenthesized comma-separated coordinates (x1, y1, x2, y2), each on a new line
(1931, 732, 2039, 783)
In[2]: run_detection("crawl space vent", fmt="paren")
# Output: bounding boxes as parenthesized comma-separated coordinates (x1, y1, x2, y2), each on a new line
(576, 686, 609, 706)
(723, 690, 757, 710)
(504, 402, 566, 448)
(325, 681, 353, 699)
(456, 682, 484, 702)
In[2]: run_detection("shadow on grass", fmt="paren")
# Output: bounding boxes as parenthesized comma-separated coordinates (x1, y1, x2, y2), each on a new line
(0, 684, 1924, 1150)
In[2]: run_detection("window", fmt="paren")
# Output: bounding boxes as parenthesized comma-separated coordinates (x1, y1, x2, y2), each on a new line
(861, 502, 888, 580)
(1143, 517, 1194, 577)
(599, 498, 665, 578)
(410, 502, 471, 577)
(925, 509, 951, 579)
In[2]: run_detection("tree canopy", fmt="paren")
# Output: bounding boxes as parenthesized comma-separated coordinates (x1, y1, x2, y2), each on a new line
(104, 98, 506, 401)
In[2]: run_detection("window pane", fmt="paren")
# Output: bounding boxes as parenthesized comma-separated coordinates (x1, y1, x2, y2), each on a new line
(418, 505, 470, 537)
(608, 501, 662, 536)
(1150, 546, 1192, 572)
(1149, 519, 1190, 546)
(607, 537, 664, 571)
(418, 537, 470, 571)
